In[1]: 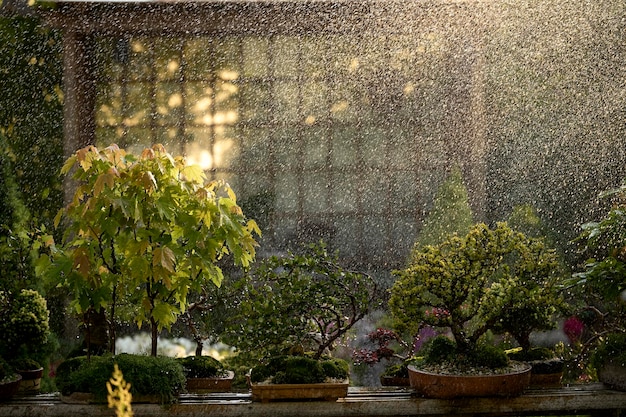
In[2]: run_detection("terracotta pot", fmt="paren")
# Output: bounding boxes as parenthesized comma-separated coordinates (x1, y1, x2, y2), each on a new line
(408, 364, 531, 399)
(16, 368, 44, 394)
(528, 359, 563, 388)
(0, 375, 22, 401)
(598, 362, 626, 391)
(529, 372, 562, 388)
(250, 380, 349, 403)
(186, 370, 234, 393)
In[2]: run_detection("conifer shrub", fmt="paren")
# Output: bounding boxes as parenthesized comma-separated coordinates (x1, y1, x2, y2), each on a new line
(55, 354, 185, 404)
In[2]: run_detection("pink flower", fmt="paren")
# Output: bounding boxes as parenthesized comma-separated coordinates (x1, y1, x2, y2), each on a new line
(563, 316, 584, 343)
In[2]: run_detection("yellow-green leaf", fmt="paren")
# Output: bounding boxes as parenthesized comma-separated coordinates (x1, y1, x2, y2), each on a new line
(153, 246, 176, 272)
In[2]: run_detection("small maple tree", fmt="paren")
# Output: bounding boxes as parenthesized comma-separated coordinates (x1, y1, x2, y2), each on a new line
(39, 144, 259, 355)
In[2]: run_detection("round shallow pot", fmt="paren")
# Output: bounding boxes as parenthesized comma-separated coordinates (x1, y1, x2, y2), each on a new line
(408, 364, 531, 399)
(528, 359, 564, 388)
(16, 368, 44, 394)
(0, 375, 22, 401)
(598, 362, 626, 391)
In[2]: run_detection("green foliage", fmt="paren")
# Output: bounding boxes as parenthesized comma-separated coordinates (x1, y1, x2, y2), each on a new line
(420, 336, 509, 370)
(176, 355, 225, 378)
(0, 132, 40, 293)
(591, 333, 626, 370)
(38, 144, 260, 354)
(572, 188, 626, 299)
(10, 357, 42, 371)
(250, 355, 349, 384)
(0, 356, 17, 383)
(0, 15, 63, 228)
(0, 289, 50, 358)
(391, 222, 564, 355)
(414, 166, 474, 249)
(381, 362, 409, 378)
(55, 354, 185, 404)
(224, 241, 382, 360)
(568, 182, 626, 334)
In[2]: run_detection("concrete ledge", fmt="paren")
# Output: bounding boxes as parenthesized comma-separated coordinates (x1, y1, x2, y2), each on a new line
(0, 384, 624, 417)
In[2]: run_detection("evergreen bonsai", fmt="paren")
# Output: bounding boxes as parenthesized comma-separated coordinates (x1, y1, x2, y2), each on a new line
(391, 222, 563, 372)
(176, 355, 227, 379)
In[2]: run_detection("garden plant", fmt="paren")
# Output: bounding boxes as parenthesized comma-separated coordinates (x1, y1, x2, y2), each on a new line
(37, 144, 260, 356)
(390, 222, 564, 373)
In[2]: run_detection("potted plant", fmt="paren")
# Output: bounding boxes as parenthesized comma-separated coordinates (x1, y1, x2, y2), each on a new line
(390, 222, 563, 398)
(0, 356, 21, 401)
(55, 353, 186, 404)
(507, 346, 565, 388)
(501, 204, 569, 387)
(224, 241, 382, 401)
(0, 288, 50, 394)
(591, 333, 626, 390)
(352, 328, 414, 387)
(568, 181, 626, 389)
(37, 144, 259, 357)
(10, 358, 44, 394)
(176, 355, 234, 393)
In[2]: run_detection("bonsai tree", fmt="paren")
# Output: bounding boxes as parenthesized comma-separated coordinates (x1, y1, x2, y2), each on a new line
(390, 222, 563, 369)
(225, 241, 382, 361)
(38, 144, 260, 356)
(176, 355, 227, 379)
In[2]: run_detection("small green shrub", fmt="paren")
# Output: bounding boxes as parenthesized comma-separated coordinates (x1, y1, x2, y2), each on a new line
(469, 343, 509, 369)
(423, 336, 457, 364)
(320, 358, 349, 380)
(176, 355, 226, 378)
(55, 354, 185, 404)
(420, 336, 509, 370)
(10, 357, 41, 371)
(0, 356, 17, 383)
(381, 362, 409, 378)
(250, 355, 349, 384)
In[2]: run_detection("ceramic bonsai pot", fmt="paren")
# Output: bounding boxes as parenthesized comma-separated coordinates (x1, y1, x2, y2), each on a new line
(408, 364, 532, 399)
(528, 359, 564, 389)
(598, 362, 626, 391)
(0, 375, 22, 401)
(186, 370, 235, 393)
(249, 379, 349, 403)
(16, 367, 44, 394)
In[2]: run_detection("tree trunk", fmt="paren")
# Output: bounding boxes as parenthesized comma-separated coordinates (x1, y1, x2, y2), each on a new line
(151, 317, 158, 356)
